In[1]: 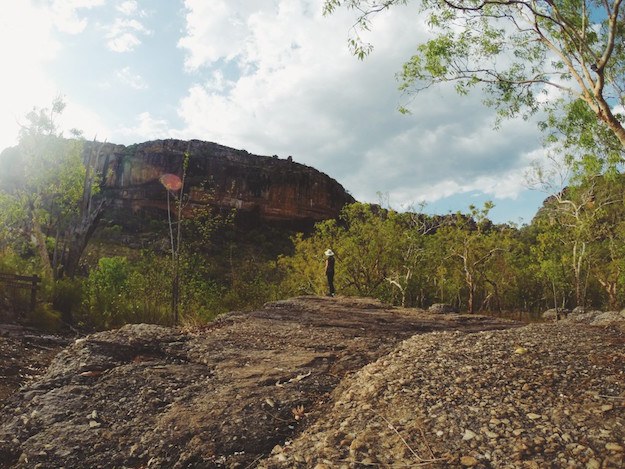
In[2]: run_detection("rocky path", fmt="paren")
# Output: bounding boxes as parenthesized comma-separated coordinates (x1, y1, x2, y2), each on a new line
(1, 297, 624, 468)
(0, 325, 69, 404)
(261, 322, 625, 468)
(0, 296, 517, 468)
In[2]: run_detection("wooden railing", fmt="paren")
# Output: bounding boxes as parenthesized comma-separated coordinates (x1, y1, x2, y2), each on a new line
(0, 273, 41, 312)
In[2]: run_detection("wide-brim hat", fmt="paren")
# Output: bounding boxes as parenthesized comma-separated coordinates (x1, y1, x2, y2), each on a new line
(325, 249, 335, 256)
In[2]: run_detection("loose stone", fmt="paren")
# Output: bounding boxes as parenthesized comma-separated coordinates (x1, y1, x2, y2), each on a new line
(605, 442, 624, 452)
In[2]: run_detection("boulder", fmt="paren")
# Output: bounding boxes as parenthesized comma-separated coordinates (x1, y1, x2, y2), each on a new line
(428, 303, 458, 314)
(591, 310, 625, 326)
(542, 308, 570, 321)
(564, 310, 603, 324)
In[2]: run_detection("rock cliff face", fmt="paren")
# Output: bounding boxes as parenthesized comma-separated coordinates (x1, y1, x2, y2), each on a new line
(92, 139, 355, 229)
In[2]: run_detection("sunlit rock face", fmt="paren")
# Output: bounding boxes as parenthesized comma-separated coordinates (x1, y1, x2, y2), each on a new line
(91, 139, 355, 229)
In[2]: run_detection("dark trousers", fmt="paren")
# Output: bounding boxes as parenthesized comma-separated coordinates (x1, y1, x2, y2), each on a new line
(326, 272, 335, 296)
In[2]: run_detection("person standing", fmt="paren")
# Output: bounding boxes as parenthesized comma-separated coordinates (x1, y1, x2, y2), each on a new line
(324, 249, 335, 297)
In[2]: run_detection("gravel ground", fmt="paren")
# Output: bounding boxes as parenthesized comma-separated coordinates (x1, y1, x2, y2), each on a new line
(0, 325, 69, 404)
(0, 297, 517, 468)
(261, 322, 625, 468)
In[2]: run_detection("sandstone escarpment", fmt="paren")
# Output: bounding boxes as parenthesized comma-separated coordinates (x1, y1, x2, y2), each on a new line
(92, 139, 355, 229)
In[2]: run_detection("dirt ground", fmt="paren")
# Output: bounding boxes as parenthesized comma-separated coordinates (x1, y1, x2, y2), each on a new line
(0, 296, 519, 468)
(1, 296, 622, 468)
(0, 325, 70, 404)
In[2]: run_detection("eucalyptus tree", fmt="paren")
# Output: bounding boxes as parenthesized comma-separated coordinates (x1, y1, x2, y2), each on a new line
(328, 203, 401, 297)
(581, 176, 625, 308)
(1, 99, 80, 278)
(432, 203, 506, 312)
(383, 211, 434, 307)
(324, 0, 625, 156)
(0, 99, 102, 279)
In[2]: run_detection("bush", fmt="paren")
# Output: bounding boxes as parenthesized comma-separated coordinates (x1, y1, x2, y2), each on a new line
(80, 256, 132, 330)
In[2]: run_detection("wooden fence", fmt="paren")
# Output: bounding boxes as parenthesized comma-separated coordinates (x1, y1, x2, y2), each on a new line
(0, 273, 41, 312)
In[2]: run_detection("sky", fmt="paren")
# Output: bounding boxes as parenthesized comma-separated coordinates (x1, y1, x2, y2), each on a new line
(0, 0, 552, 225)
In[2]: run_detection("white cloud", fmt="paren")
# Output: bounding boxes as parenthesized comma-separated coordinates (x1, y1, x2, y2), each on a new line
(102, 0, 149, 52)
(117, 0, 139, 16)
(116, 67, 148, 90)
(50, 0, 105, 34)
(177, 0, 259, 70)
(115, 112, 173, 143)
(174, 0, 545, 220)
(106, 17, 151, 52)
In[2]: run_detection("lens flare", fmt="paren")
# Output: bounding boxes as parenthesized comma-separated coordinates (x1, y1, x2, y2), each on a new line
(159, 173, 182, 191)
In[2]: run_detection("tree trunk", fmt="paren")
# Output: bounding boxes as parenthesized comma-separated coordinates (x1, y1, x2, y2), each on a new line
(61, 199, 106, 278)
(593, 95, 625, 149)
(598, 278, 619, 310)
(60, 141, 107, 278)
(31, 217, 53, 280)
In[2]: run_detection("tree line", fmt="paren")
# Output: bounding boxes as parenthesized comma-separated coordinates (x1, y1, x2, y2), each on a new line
(278, 183, 625, 314)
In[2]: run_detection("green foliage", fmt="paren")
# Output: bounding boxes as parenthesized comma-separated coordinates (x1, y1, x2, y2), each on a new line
(0, 247, 34, 275)
(52, 277, 84, 324)
(0, 98, 101, 280)
(25, 303, 62, 332)
(279, 192, 625, 314)
(324, 0, 625, 163)
(541, 99, 625, 181)
(278, 231, 332, 296)
(81, 256, 132, 329)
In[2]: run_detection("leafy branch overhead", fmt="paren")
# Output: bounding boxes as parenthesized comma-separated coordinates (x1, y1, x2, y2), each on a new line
(324, 0, 625, 162)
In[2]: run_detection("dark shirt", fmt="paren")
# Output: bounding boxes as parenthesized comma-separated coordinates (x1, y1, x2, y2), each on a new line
(325, 256, 335, 275)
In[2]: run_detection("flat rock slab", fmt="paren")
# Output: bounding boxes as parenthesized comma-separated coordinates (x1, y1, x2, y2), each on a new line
(0, 296, 516, 468)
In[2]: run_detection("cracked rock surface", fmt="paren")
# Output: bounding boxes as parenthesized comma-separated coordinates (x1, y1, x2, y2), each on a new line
(0, 296, 515, 468)
(2, 297, 623, 468)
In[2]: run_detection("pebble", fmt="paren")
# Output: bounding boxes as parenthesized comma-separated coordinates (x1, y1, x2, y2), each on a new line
(483, 430, 499, 439)
(605, 442, 624, 452)
(460, 455, 479, 466)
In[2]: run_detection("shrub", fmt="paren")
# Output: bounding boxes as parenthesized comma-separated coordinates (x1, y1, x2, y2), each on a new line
(80, 256, 131, 330)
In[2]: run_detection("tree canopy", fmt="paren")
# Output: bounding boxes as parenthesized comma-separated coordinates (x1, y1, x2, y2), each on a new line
(0, 99, 103, 279)
(324, 0, 625, 164)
